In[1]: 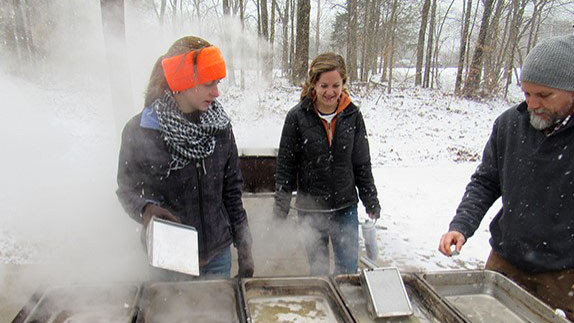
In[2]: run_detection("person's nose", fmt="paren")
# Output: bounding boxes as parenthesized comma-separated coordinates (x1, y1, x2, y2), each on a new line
(210, 84, 220, 98)
(527, 96, 540, 110)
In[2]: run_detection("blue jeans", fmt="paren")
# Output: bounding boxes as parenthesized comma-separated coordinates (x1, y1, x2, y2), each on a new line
(200, 246, 232, 279)
(299, 205, 359, 275)
(149, 246, 231, 281)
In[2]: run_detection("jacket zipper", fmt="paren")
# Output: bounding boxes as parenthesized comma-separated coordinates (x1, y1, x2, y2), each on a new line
(196, 160, 207, 252)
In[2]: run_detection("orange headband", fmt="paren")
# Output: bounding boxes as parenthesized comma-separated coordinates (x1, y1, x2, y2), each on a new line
(161, 46, 226, 92)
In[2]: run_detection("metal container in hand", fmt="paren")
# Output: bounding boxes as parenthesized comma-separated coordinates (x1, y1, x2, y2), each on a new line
(361, 220, 378, 261)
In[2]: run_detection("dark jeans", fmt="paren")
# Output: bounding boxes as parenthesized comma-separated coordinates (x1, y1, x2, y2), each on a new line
(299, 204, 358, 276)
(149, 246, 232, 281)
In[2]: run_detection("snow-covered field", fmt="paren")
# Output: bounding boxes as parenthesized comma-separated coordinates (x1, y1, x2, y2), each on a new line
(0, 67, 521, 275)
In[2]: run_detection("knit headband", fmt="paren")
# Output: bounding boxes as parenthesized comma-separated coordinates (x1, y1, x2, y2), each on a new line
(161, 46, 226, 92)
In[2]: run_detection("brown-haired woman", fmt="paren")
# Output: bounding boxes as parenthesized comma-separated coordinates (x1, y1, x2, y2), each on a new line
(274, 52, 381, 275)
(117, 36, 254, 279)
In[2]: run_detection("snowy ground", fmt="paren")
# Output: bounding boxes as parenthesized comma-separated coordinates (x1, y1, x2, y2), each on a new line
(0, 67, 521, 275)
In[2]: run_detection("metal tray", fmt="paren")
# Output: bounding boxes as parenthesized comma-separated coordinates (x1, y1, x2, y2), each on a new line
(241, 277, 354, 323)
(418, 270, 570, 323)
(332, 274, 466, 322)
(21, 283, 140, 323)
(360, 268, 413, 318)
(136, 280, 244, 323)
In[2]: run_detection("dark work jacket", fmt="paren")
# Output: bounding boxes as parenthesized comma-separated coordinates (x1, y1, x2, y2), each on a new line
(274, 97, 381, 217)
(116, 107, 251, 264)
(450, 102, 574, 272)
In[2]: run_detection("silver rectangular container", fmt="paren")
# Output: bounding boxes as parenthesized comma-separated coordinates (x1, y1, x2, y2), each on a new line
(21, 283, 140, 323)
(137, 280, 243, 323)
(146, 216, 199, 276)
(241, 276, 354, 323)
(360, 267, 414, 318)
(419, 270, 570, 323)
(332, 273, 466, 322)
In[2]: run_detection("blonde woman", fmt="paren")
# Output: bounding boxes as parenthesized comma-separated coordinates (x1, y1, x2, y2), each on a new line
(274, 53, 381, 275)
(117, 36, 253, 279)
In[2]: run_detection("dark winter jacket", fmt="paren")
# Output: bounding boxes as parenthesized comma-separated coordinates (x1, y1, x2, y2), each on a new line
(450, 102, 574, 272)
(117, 107, 252, 264)
(274, 96, 381, 218)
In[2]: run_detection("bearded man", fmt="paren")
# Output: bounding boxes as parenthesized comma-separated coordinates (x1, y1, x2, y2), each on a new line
(439, 34, 574, 321)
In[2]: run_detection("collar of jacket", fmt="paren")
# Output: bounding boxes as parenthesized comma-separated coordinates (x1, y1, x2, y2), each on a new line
(301, 92, 356, 116)
(516, 100, 574, 134)
(140, 104, 161, 130)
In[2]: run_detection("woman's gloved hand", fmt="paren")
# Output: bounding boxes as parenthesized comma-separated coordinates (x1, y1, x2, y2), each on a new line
(237, 244, 254, 278)
(142, 203, 180, 227)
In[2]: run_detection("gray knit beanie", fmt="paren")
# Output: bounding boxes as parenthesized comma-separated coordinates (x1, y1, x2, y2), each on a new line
(520, 34, 574, 91)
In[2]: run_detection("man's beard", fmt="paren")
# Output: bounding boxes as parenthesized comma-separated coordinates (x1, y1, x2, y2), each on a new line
(529, 111, 556, 130)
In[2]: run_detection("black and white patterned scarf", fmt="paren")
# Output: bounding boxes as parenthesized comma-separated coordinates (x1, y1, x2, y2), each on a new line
(154, 90, 230, 171)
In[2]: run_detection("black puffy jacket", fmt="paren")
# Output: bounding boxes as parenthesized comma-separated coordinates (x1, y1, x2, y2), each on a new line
(117, 111, 251, 264)
(274, 96, 380, 217)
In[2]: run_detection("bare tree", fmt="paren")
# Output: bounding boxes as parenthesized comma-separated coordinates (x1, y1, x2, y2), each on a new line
(292, 0, 311, 84)
(240, 0, 246, 89)
(359, 0, 378, 82)
(222, 0, 237, 86)
(346, 0, 358, 82)
(315, 0, 320, 56)
(260, 0, 272, 81)
(280, 0, 290, 76)
(502, 0, 526, 97)
(462, 0, 495, 98)
(423, 0, 436, 88)
(415, 0, 431, 86)
(290, 0, 296, 79)
(430, 0, 456, 89)
(455, 0, 473, 95)
(387, 0, 399, 94)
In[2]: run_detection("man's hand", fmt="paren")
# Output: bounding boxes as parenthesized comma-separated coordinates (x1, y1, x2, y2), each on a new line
(237, 244, 254, 278)
(368, 212, 380, 220)
(439, 230, 466, 256)
(142, 204, 180, 227)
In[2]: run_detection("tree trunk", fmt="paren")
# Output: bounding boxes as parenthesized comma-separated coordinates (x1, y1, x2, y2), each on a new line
(423, 0, 436, 88)
(465, 0, 480, 78)
(462, 0, 495, 98)
(455, 0, 472, 95)
(281, 0, 290, 76)
(100, 0, 134, 137)
(415, 0, 431, 86)
(315, 0, 320, 56)
(292, 0, 311, 84)
(387, 0, 398, 94)
(503, 0, 525, 98)
(360, 0, 378, 82)
(270, 0, 276, 73)
(369, 0, 382, 76)
(260, 0, 271, 81)
(240, 0, 245, 89)
(346, 0, 358, 82)
(431, 0, 455, 89)
(289, 0, 295, 80)
(482, 0, 505, 94)
(223, 0, 236, 86)
(261, 0, 269, 38)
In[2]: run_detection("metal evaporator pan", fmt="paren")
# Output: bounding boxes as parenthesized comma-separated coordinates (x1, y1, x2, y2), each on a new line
(332, 273, 466, 322)
(241, 276, 354, 323)
(419, 270, 570, 323)
(20, 283, 140, 323)
(136, 280, 243, 323)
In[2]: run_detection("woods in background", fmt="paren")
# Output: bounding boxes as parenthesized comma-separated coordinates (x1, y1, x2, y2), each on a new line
(1, 0, 573, 98)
